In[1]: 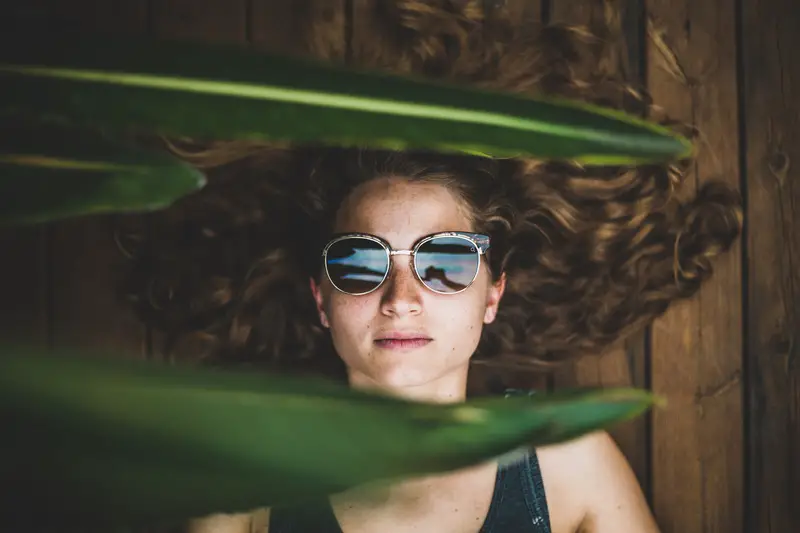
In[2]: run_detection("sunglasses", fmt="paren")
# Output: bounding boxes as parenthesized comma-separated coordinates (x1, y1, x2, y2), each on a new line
(321, 231, 491, 296)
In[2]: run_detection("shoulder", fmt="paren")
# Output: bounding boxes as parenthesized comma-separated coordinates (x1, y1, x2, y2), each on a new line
(536, 430, 632, 487)
(185, 507, 270, 533)
(535, 431, 660, 533)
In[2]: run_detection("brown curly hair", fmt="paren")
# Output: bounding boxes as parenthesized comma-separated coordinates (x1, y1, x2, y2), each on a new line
(118, 1, 742, 379)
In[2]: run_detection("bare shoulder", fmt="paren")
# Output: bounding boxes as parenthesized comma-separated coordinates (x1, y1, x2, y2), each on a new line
(536, 431, 660, 533)
(185, 507, 270, 533)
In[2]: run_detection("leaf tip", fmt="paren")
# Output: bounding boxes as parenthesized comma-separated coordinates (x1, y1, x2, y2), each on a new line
(451, 406, 489, 423)
(651, 393, 668, 409)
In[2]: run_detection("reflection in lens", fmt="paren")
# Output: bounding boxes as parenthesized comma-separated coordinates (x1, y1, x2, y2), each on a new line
(415, 236, 479, 293)
(326, 238, 389, 294)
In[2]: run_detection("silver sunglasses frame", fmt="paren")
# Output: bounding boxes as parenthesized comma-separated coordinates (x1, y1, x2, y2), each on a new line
(321, 231, 491, 296)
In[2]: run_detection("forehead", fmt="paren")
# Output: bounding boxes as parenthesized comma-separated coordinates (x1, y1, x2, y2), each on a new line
(334, 177, 474, 247)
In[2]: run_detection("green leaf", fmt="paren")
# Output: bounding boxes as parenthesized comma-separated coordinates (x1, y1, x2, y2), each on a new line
(0, 348, 661, 531)
(0, 30, 691, 165)
(0, 123, 206, 225)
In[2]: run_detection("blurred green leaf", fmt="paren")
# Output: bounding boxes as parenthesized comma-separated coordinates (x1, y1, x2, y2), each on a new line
(0, 30, 691, 165)
(0, 348, 660, 531)
(0, 123, 205, 225)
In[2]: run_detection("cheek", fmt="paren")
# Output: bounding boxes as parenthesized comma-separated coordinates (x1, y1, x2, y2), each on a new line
(436, 292, 488, 332)
(325, 292, 376, 334)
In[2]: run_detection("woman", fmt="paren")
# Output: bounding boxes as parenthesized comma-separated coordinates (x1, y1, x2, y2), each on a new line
(121, 2, 742, 532)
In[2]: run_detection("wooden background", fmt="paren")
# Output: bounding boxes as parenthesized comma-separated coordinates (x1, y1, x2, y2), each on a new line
(1, 1, 798, 532)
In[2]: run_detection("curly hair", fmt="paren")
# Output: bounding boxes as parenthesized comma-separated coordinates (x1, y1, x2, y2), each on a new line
(118, 1, 742, 378)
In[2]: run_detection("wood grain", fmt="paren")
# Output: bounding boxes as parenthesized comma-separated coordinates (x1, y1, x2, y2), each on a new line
(25, 0, 152, 361)
(0, 225, 49, 349)
(250, 0, 346, 59)
(151, 0, 247, 44)
(50, 214, 149, 358)
(0, 0, 52, 353)
(46, 0, 147, 35)
(646, 1, 744, 532)
(740, 0, 800, 531)
(1, 4, 155, 362)
(547, 0, 651, 496)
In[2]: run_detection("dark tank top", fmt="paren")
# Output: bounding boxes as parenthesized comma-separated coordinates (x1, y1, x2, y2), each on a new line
(268, 449, 552, 532)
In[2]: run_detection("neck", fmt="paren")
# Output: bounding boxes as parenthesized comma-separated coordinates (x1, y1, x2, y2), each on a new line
(331, 458, 497, 514)
(346, 366, 469, 404)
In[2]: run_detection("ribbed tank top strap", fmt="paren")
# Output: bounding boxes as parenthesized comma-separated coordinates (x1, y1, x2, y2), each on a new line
(480, 450, 552, 533)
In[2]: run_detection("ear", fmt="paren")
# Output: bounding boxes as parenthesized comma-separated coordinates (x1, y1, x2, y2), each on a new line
(309, 277, 330, 328)
(483, 272, 506, 324)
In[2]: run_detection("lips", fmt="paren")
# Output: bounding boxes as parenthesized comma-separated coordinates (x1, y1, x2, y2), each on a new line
(374, 332, 432, 350)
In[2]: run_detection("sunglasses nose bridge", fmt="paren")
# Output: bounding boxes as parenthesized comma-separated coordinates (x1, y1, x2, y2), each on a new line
(388, 249, 420, 280)
(380, 251, 424, 313)
(387, 249, 415, 277)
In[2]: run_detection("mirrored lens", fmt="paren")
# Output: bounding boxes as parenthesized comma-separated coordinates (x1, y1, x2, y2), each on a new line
(415, 236, 480, 293)
(325, 238, 389, 294)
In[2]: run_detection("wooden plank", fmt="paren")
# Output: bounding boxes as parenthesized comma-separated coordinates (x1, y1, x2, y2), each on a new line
(43, 0, 147, 35)
(51, 214, 150, 358)
(0, 0, 51, 351)
(646, 2, 744, 532)
(48, 2, 150, 361)
(0, 225, 49, 349)
(249, 1, 305, 54)
(548, 0, 651, 495)
(8, 0, 151, 356)
(250, 0, 347, 59)
(740, 0, 800, 531)
(151, 0, 247, 44)
(5, 0, 147, 35)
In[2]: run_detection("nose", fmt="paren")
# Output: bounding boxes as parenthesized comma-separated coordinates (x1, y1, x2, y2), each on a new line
(379, 256, 423, 317)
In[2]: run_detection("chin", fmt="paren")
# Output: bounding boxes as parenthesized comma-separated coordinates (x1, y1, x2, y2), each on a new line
(371, 368, 439, 390)
(347, 357, 467, 395)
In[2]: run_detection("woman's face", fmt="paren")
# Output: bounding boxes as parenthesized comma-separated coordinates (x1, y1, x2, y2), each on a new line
(310, 177, 506, 401)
